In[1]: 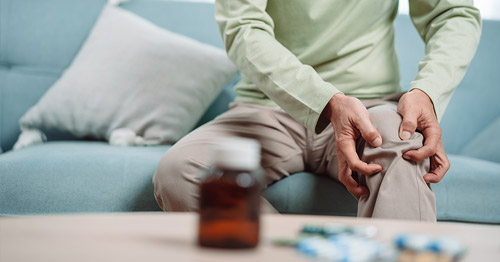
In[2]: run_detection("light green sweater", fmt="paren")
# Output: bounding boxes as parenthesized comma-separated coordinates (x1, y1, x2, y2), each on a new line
(215, 0, 481, 133)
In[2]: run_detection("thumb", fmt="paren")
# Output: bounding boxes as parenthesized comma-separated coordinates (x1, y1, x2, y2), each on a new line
(399, 111, 418, 140)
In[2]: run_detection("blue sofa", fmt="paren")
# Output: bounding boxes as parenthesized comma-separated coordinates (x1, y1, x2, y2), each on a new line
(1, 0, 499, 223)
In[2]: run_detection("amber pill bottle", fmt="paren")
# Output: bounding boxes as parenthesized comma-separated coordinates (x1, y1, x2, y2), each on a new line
(198, 138, 262, 249)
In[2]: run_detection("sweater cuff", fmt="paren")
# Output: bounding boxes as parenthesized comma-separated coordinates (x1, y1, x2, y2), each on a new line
(306, 86, 343, 134)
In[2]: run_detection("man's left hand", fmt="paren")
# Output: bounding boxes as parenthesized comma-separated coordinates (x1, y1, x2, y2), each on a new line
(397, 89, 450, 183)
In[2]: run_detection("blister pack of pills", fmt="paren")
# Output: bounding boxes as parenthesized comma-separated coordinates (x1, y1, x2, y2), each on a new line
(272, 224, 467, 262)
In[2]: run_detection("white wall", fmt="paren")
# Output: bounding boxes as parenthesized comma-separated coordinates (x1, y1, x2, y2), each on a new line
(399, 0, 500, 20)
(191, 0, 500, 20)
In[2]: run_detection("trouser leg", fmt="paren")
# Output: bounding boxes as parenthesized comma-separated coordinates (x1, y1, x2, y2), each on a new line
(356, 104, 436, 221)
(154, 98, 437, 220)
(153, 103, 307, 212)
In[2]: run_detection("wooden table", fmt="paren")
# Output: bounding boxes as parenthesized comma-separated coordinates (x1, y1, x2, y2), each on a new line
(1, 212, 499, 261)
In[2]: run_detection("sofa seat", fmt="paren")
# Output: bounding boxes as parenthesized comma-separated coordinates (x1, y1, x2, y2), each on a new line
(2, 140, 499, 223)
(432, 155, 500, 223)
(0, 141, 168, 214)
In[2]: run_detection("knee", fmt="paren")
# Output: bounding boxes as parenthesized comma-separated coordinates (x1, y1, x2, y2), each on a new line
(153, 145, 209, 211)
(360, 105, 427, 170)
(362, 104, 431, 172)
(358, 106, 435, 220)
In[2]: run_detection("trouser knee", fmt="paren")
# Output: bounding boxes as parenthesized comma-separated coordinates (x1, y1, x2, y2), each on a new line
(357, 104, 436, 221)
(153, 144, 210, 212)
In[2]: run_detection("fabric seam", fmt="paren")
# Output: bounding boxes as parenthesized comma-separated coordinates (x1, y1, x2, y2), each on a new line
(415, 163, 422, 221)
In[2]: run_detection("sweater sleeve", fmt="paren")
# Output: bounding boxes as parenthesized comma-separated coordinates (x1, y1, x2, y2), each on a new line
(214, 0, 341, 133)
(408, 0, 481, 122)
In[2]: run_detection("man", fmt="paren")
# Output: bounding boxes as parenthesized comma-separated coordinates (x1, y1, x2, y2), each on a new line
(153, 0, 481, 221)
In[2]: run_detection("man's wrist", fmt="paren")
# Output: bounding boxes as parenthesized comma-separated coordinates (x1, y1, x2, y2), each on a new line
(324, 93, 345, 120)
(409, 89, 431, 101)
(409, 88, 437, 117)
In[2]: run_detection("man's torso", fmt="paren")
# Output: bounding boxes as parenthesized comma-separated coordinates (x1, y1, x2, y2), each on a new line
(234, 0, 402, 106)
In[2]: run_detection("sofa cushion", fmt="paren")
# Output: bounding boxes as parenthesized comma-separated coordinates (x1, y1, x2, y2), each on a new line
(432, 154, 500, 223)
(458, 117, 500, 163)
(2, 142, 499, 223)
(0, 141, 169, 214)
(15, 4, 237, 149)
(262, 172, 358, 216)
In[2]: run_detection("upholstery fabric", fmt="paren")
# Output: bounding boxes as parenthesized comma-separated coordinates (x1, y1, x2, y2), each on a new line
(262, 172, 358, 216)
(0, 141, 168, 214)
(432, 155, 500, 223)
(459, 117, 500, 163)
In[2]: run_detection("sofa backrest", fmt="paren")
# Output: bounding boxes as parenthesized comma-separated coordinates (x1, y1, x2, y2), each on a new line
(1, 0, 499, 156)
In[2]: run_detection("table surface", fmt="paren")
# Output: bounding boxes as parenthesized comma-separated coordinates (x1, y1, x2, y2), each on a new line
(1, 212, 499, 262)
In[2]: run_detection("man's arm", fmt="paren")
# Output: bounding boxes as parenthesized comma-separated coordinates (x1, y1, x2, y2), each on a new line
(214, 0, 341, 133)
(407, 0, 481, 122)
(397, 0, 481, 183)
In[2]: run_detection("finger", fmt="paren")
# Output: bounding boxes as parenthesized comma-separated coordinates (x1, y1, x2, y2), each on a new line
(423, 156, 447, 183)
(338, 139, 382, 175)
(354, 115, 382, 147)
(424, 141, 450, 183)
(398, 108, 418, 140)
(338, 163, 369, 197)
(344, 175, 370, 197)
(424, 158, 448, 183)
(424, 171, 444, 183)
(403, 127, 441, 162)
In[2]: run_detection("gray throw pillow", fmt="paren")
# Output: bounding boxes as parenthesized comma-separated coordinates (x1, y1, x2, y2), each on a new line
(14, 3, 237, 149)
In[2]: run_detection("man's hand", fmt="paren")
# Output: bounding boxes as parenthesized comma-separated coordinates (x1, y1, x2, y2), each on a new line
(397, 89, 450, 183)
(423, 138, 450, 183)
(326, 94, 383, 197)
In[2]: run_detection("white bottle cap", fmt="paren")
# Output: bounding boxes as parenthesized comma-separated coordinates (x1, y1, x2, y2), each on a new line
(211, 137, 261, 170)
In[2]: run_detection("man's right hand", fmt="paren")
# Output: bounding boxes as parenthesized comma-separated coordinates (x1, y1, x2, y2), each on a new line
(325, 94, 383, 197)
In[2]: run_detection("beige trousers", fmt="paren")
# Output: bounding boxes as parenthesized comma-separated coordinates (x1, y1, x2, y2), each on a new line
(153, 95, 436, 221)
